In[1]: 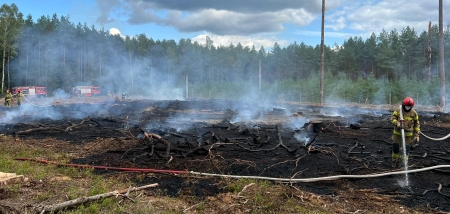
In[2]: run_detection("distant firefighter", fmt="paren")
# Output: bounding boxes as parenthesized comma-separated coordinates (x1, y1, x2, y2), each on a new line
(122, 93, 127, 100)
(4, 90, 12, 107)
(17, 90, 23, 106)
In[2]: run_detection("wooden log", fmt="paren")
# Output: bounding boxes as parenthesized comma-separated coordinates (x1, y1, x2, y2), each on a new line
(37, 183, 158, 213)
(143, 132, 171, 158)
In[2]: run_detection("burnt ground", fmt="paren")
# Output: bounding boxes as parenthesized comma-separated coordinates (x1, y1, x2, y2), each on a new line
(1, 98, 450, 213)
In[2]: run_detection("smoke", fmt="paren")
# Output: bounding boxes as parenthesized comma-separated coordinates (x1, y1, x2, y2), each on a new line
(0, 94, 112, 125)
(285, 116, 311, 145)
(7, 18, 448, 132)
(13, 25, 187, 104)
(0, 103, 62, 124)
(229, 103, 264, 124)
(52, 89, 71, 99)
(294, 132, 310, 145)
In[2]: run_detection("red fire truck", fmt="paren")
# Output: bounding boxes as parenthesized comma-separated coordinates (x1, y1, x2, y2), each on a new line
(72, 86, 101, 97)
(11, 86, 47, 98)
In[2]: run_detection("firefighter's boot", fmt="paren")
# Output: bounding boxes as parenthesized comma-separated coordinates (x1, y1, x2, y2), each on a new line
(392, 153, 400, 168)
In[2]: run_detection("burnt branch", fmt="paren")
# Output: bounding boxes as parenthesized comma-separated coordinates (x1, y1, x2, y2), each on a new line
(142, 132, 171, 158)
(236, 125, 296, 154)
(14, 126, 66, 135)
(65, 118, 99, 131)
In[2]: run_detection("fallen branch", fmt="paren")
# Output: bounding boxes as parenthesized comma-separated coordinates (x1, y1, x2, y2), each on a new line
(347, 141, 371, 155)
(237, 183, 255, 197)
(370, 139, 392, 145)
(14, 126, 65, 135)
(276, 125, 296, 153)
(260, 155, 306, 176)
(183, 202, 204, 213)
(348, 142, 359, 153)
(65, 118, 92, 131)
(307, 128, 323, 151)
(437, 183, 450, 197)
(237, 125, 296, 153)
(422, 183, 450, 198)
(142, 131, 171, 158)
(37, 183, 158, 214)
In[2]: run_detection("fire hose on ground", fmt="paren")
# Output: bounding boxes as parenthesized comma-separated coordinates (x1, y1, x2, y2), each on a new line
(23, 96, 54, 107)
(14, 158, 189, 174)
(14, 158, 450, 183)
(399, 103, 449, 141)
(419, 131, 450, 141)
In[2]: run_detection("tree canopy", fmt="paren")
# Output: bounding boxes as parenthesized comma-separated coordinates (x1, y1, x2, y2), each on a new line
(0, 3, 449, 105)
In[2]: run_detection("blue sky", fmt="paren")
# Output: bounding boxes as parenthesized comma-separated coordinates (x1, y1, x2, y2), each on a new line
(4, 0, 450, 50)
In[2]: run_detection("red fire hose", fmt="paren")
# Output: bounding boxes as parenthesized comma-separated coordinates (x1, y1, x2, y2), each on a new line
(14, 158, 189, 174)
(14, 158, 450, 183)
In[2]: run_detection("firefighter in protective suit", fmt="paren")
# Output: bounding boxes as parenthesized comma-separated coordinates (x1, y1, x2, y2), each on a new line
(4, 90, 12, 107)
(17, 90, 23, 106)
(390, 97, 420, 167)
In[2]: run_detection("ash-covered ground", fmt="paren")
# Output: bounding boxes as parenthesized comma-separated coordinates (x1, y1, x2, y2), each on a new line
(1, 97, 450, 212)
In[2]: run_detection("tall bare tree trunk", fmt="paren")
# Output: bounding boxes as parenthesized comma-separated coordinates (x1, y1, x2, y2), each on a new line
(79, 42, 82, 83)
(129, 53, 134, 87)
(99, 52, 102, 88)
(185, 73, 188, 100)
(7, 55, 10, 90)
(2, 47, 5, 93)
(259, 59, 261, 93)
(26, 44, 29, 86)
(427, 21, 432, 83)
(63, 46, 66, 87)
(439, 0, 445, 108)
(38, 41, 41, 86)
(320, 0, 325, 106)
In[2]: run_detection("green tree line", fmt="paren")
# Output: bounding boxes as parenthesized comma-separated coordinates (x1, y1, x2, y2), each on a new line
(1, 3, 449, 105)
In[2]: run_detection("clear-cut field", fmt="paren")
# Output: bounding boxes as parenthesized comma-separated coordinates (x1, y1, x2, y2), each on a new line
(1, 98, 449, 213)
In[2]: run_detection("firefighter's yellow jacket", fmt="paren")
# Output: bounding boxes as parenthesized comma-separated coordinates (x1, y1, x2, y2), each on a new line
(390, 106, 420, 137)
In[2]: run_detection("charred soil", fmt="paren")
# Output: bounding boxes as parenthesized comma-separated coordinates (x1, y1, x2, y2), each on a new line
(1, 98, 450, 213)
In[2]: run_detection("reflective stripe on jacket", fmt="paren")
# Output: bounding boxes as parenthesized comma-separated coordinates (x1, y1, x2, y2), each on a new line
(5, 93, 12, 101)
(391, 107, 420, 136)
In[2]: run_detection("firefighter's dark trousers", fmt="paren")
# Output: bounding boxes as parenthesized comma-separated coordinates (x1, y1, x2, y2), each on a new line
(392, 134, 414, 162)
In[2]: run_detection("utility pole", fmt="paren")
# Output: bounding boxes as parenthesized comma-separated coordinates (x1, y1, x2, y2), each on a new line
(439, 0, 445, 108)
(186, 73, 189, 100)
(259, 59, 261, 93)
(427, 22, 432, 83)
(320, 0, 325, 106)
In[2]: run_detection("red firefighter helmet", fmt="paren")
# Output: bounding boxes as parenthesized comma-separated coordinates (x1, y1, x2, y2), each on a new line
(402, 97, 414, 107)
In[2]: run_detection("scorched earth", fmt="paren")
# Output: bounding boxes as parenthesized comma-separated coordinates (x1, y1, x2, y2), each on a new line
(0, 97, 449, 213)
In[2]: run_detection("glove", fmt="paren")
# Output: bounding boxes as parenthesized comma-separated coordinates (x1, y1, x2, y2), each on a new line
(413, 132, 420, 143)
(396, 121, 402, 129)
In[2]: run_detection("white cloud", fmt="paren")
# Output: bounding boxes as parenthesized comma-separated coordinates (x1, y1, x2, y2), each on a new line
(326, 16, 346, 31)
(332, 0, 450, 35)
(192, 33, 287, 50)
(109, 28, 122, 36)
(295, 30, 354, 39)
(282, 8, 316, 26)
(98, 0, 324, 36)
(93, 0, 450, 47)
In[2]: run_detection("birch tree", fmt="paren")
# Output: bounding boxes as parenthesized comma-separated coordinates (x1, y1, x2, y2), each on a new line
(0, 3, 23, 93)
